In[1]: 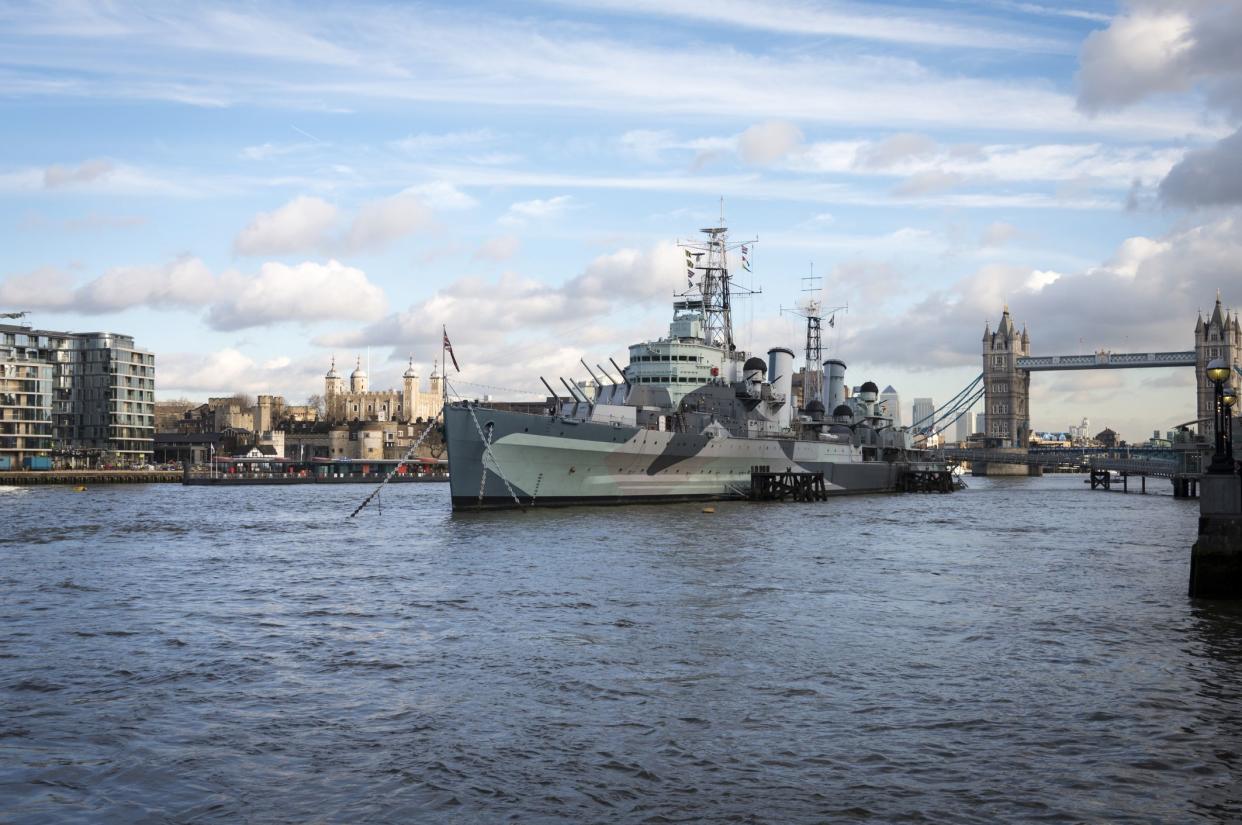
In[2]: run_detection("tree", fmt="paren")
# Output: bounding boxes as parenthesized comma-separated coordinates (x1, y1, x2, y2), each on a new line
(306, 393, 325, 416)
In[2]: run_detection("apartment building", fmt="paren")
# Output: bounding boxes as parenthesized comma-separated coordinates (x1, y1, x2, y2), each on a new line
(0, 324, 155, 465)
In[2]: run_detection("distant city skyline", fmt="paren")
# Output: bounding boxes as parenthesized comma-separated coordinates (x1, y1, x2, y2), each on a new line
(2, 1, 1241, 442)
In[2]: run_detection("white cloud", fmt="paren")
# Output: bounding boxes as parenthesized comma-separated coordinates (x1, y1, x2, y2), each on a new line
(0, 266, 77, 308)
(157, 348, 324, 399)
(500, 195, 573, 224)
(1077, 6, 1195, 113)
(980, 221, 1019, 247)
(43, 158, 114, 188)
(239, 141, 317, 160)
(793, 137, 1185, 189)
(893, 170, 964, 196)
(854, 132, 938, 170)
(391, 129, 495, 153)
(619, 129, 678, 163)
(0, 256, 388, 331)
(0, 160, 187, 196)
(1026, 269, 1061, 290)
(316, 242, 683, 377)
(0, 5, 1215, 141)
(474, 235, 521, 261)
(76, 257, 218, 311)
(209, 259, 387, 330)
(233, 195, 340, 256)
(844, 214, 1242, 369)
(233, 190, 444, 256)
(346, 192, 434, 251)
(402, 180, 477, 210)
(550, 0, 1069, 52)
(736, 120, 804, 165)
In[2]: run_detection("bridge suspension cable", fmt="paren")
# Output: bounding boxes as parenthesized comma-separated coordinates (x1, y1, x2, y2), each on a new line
(910, 373, 983, 434)
(922, 385, 985, 438)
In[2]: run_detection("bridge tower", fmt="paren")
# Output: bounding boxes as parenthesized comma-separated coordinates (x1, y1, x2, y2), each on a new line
(1194, 294, 1241, 437)
(982, 307, 1031, 447)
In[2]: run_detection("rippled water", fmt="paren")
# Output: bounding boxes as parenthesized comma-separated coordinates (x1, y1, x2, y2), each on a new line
(2, 475, 1240, 823)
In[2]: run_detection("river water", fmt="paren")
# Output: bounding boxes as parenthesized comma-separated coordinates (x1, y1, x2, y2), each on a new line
(2, 475, 1240, 823)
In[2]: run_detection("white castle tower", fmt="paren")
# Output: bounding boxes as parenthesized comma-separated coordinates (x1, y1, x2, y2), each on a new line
(429, 360, 443, 402)
(350, 356, 368, 393)
(325, 355, 344, 398)
(402, 356, 420, 422)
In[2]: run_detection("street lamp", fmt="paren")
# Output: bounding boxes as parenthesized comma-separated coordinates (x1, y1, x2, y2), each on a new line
(1206, 358, 1233, 472)
(1224, 384, 1237, 464)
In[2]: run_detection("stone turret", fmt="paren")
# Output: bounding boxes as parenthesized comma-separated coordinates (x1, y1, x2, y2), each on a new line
(402, 356, 419, 422)
(325, 356, 344, 398)
(350, 356, 368, 393)
(1195, 293, 1241, 438)
(982, 307, 1031, 447)
(429, 360, 443, 402)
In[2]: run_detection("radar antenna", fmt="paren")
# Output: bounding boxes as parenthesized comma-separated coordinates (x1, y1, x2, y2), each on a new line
(781, 267, 845, 407)
(0, 311, 28, 320)
(676, 214, 758, 353)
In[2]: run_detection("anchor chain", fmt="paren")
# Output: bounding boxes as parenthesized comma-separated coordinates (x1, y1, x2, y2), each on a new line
(465, 403, 527, 510)
(348, 413, 443, 518)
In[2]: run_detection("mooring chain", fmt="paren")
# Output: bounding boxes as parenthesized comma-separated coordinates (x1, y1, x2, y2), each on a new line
(465, 403, 527, 511)
(475, 421, 491, 506)
(348, 413, 442, 518)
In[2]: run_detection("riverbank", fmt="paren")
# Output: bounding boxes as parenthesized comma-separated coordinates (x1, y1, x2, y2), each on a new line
(0, 470, 182, 486)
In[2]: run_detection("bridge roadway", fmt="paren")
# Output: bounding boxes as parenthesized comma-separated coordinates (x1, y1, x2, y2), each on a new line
(936, 446, 1203, 480)
(1015, 351, 1196, 371)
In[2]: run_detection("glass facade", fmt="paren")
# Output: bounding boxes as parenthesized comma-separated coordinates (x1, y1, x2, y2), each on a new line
(0, 325, 155, 464)
(0, 359, 54, 464)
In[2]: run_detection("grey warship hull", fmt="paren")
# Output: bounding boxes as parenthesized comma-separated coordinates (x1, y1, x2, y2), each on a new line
(445, 404, 942, 510)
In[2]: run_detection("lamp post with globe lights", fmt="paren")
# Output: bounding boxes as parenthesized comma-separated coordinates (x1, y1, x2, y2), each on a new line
(1224, 384, 1237, 466)
(1206, 358, 1233, 473)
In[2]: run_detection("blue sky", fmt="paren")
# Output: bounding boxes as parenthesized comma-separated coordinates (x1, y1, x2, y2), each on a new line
(3, 0, 1241, 440)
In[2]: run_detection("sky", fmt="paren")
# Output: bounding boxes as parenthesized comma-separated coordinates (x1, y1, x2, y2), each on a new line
(3, 0, 1242, 441)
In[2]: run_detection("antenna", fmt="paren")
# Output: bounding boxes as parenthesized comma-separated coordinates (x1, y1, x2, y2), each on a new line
(781, 265, 845, 408)
(676, 209, 759, 354)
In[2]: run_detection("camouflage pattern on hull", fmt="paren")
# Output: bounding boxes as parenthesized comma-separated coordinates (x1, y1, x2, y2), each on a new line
(446, 404, 939, 511)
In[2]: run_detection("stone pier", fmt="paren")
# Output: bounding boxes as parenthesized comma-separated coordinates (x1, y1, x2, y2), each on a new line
(1189, 472, 1242, 598)
(968, 448, 1043, 477)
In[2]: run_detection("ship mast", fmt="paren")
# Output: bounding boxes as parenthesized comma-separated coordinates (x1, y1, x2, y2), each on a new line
(782, 266, 846, 408)
(678, 209, 756, 353)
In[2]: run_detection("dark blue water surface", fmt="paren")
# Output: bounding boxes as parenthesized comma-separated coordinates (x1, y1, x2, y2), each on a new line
(2, 475, 1241, 823)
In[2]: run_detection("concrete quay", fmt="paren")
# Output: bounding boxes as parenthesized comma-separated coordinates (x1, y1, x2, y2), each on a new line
(1189, 472, 1242, 598)
(0, 470, 182, 486)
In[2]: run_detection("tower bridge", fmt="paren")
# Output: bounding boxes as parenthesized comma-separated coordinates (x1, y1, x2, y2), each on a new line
(1015, 351, 1196, 371)
(979, 295, 1240, 448)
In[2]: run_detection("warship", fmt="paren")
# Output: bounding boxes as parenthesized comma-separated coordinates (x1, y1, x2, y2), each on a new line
(444, 220, 948, 509)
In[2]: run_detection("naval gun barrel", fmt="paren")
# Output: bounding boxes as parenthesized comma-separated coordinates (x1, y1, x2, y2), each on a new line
(539, 376, 564, 405)
(609, 357, 631, 388)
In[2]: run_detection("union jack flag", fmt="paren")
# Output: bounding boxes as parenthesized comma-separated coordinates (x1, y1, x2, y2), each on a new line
(443, 327, 460, 372)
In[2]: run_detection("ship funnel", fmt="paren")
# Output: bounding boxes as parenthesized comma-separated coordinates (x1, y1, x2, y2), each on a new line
(824, 359, 847, 411)
(767, 347, 795, 429)
(858, 380, 879, 419)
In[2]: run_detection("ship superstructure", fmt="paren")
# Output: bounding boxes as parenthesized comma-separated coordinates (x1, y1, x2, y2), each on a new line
(444, 220, 945, 509)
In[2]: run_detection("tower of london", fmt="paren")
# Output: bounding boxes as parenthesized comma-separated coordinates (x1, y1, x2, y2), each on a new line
(324, 355, 443, 424)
